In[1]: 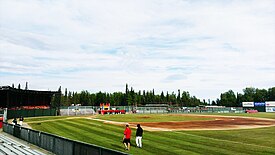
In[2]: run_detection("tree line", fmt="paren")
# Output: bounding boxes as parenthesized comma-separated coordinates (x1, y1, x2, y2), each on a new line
(217, 87, 275, 107)
(53, 84, 275, 107)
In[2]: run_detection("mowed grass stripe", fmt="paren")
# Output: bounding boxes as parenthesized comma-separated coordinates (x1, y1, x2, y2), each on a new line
(32, 119, 130, 150)
(175, 131, 275, 155)
(172, 131, 275, 155)
(84, 119, 239, 154)
(182, 130, 275, 149)
(78, 119, 206, 154)
(29, 121, 81, 140)
(89, 121, 197, 154)
(52, 119, 175, 154)
(89, 118, 244, 154)
(81, 120, 236, 153)
(61, 119, 125, 139)
(148, 128, 253, 155)
(33, 118, 271, 155)
(75, 118, 124, 133)
(169, 131, 257, 154)
(52, 120, 119, 144)
(40, 118, 199, 154)
(25, 116, 70, 122)
(27, 114, 275, 155)
(146, 131, 237, 155)
(34, 119, 111, 144)
(52, 119, 159, 154)
(58, 119, 185, 155)
(187, 127, 275, 148)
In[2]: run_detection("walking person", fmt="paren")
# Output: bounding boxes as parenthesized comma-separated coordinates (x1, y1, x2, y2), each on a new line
(136, 124, 143, 148)
(12, 117, 17, 125)
(19, 116, 24, 126)
(123, 123, 131, 151)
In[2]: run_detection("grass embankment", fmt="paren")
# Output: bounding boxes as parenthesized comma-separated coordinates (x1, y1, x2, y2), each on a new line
(25, 113, 275, 155)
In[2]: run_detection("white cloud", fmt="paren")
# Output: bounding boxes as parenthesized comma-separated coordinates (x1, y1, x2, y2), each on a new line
(0, 0, 275, 100)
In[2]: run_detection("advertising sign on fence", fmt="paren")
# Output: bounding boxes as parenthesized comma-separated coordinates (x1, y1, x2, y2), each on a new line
(266, 107, 275, 112)
(242, 102, 254, 107)
(254, 102, 266, 107)
(266, 101, 275, 107)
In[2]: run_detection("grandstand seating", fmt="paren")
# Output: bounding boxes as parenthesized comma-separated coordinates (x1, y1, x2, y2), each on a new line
(8, 106, 50, 110)
(0, 133, 47, 155)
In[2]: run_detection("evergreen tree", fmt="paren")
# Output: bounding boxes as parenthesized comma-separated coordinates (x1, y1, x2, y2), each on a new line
(220, 90, 236, 107)
(166, 91, 170, 103)
(177, 89, 181, 106)
(268, 87, 275, 101)
(52, 86, 62, 115)
(242, 87, 256, 102)
(181, 91, 190, 107)
(160, 91, 165, 102)
(25, 82, 28, 90)
(64, 88, 68, 106)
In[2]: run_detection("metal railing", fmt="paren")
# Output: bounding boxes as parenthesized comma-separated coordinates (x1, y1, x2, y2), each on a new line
(3, 123, 128, 155)
(59, 106, 133, 116)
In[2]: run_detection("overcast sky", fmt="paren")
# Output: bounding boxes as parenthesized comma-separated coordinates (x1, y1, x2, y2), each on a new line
(0, 0, 275, 100)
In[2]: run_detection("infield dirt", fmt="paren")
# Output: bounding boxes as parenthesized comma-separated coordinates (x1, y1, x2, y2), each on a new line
(93, 114, 275, 131)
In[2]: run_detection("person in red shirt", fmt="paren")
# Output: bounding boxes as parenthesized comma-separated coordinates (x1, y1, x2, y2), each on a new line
(123, 123, 131, 150)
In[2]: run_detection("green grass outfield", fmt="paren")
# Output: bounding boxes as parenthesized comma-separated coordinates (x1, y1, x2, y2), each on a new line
(25, 113, 275, 155)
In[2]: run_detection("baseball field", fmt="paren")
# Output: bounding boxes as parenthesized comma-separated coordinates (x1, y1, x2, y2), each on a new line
(24, 113, 275, 155)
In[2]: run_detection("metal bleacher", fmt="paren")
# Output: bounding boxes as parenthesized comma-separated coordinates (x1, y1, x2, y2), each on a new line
(0, 133, 47, 155)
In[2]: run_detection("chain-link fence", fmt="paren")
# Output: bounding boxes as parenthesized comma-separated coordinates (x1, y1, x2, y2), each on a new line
(136, 107, 168, 114)
(59, 106, 244, 115)
(60, 106, 97, 116)
(135, 106, 244, 114)
(59, 106, 135, 116)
